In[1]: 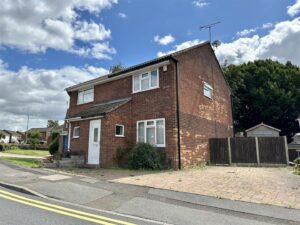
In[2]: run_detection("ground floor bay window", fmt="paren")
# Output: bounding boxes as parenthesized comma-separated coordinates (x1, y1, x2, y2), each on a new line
(137, 118, 165, 147)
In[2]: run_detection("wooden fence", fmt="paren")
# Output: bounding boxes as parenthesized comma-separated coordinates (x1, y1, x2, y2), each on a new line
(209, 137, 289, 165)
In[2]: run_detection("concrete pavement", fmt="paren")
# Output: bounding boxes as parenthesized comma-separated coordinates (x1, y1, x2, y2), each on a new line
(0, 160, 299, 225)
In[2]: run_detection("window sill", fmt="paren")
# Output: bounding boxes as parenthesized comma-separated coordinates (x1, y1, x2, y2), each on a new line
(77, 102, 93, 106)
(72, 136, 79, 139)
(204, 95, 213, 100)
(132, 86, 159, 94)
(115, 135, 125, 138)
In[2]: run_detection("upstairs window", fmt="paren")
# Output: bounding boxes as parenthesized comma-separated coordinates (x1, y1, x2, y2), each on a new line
(77, 88, 94, 104)
(133, 69, 159, 93)
(203, 82, 213, 99)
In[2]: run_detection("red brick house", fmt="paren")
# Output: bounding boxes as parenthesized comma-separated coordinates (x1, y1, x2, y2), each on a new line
(65, 42, 233, 169)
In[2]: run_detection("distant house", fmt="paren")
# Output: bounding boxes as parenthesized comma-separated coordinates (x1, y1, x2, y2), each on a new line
(0, 130, 10, 143)
(3, 130, 24, 143)
(289, 133, 300, 161)
(26, 127, 50, 144)
(245, 123, 281, 137)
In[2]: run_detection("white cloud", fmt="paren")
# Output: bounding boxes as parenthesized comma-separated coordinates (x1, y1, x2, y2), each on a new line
(216, 17, 300, 66)
(0, 0, 117, 59)
(262, 22, 273, 29)
(236, 28, 257, 37)
(154, 35, 175, 45)
(75, 21, 111, 41)
(157, 39, 203, 57)
(156, 18, 300, 67)
(0, 60, 109, 131)
(236, 23, 273, 38)
(287, 0, 300, 17)
(118, 12, 127, 18)
(192, 0, 209, 8)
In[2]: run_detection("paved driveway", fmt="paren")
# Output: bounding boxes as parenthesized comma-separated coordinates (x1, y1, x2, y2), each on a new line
(113, 166, 300, 209)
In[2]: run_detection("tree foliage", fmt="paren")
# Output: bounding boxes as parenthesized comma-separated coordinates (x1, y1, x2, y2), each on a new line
(27, 131, 41, 149)
(47, 120, 59, 129)
(109, 63, 125, 73)
(223, 60, 300, 140)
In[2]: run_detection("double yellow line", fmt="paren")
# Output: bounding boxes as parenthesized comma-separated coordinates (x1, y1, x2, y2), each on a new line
(0, 189, 136, 225)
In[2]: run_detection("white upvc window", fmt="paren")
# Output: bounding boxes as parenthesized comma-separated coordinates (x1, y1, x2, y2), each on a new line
(115, 124, 125, 137)
(73, 126, 80, 138)
(203, 82, 213, 99)
(137, 118, 165, 147)
(77, 88, 94, 104)
(132, 69, 159, 93)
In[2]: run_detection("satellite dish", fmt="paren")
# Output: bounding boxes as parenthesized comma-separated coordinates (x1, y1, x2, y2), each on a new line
(211, 40, 221, 48)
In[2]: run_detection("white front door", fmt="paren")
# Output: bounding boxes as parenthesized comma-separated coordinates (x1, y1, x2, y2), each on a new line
(88, 120, 101, 165)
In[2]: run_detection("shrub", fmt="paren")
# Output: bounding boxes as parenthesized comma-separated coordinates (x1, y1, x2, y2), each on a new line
(48, 131, 60, 156)
(294, 157, 300, 165)
(127, 143, 166, 170)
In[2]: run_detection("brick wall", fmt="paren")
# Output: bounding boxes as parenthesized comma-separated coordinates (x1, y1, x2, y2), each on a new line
(174, 44, 233, 167)
(68, 63, 179, 168)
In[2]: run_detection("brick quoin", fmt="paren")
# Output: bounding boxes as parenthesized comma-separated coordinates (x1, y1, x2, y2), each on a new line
(66, 42, 233, 169)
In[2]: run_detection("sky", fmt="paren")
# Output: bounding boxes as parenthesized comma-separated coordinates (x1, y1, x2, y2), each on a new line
(0, 0, 299, 131)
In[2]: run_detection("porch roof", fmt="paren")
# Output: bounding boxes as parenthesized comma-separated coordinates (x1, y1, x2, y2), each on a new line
(66, 97, 131, 120)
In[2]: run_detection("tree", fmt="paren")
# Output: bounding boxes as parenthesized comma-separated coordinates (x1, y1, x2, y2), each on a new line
(223, 59, 300, 141)
(27, 131, 40, 149)
(47, 120, 59, 129)
(109, 63, 125, 73)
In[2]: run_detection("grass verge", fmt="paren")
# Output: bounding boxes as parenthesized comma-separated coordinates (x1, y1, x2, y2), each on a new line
(0, 157, 42, 168)
(3, 149, 49, 156)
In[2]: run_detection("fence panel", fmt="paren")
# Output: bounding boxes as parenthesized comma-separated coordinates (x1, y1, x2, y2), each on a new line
(230, 137, 257, 163)
(258, 137, 286, 164)
(209, 138, 229, 164)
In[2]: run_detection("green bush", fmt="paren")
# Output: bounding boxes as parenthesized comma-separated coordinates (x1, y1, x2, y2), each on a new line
(48, 138, 59, 155)
(127, 143, 166, 170)
(48, 131, 60, 156)
(294, 157, 300, 165)
(0, 144, 19, 151)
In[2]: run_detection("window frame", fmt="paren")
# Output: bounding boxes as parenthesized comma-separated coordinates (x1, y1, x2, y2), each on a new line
(203, 82, 213, 99)
(77, 88, 94, 105)
(115, 124, 125, 137)
(136, 118, 166, 147)
(132, 69, 159, 93)
(73, 126, 80, 138)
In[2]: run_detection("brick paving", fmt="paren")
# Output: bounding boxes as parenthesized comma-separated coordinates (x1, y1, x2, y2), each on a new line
(113, 166, 300, 209)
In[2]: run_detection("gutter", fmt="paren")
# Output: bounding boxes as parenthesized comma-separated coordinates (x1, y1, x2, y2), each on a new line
(170, 57, 181, 170)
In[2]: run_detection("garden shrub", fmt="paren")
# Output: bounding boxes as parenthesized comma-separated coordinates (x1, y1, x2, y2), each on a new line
(127, 143, 166, 170)
(48, 131, 60, 155)
(294, 157, 300, 165)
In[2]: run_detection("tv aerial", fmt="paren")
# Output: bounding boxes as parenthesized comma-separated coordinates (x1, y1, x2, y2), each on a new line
(200, 21, 220, 43)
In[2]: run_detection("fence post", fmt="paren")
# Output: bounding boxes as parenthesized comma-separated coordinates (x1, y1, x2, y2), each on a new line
(227, 137, 232, 165)
(255, 137, 260, 165)
(283, 136, 289, 165)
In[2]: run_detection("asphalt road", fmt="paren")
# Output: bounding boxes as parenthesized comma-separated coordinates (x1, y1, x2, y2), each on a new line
(0, 187, 161, 225)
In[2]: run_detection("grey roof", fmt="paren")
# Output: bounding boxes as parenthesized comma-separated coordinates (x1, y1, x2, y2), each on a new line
(27, 128, 48, 133)
(245, 122, 281, 132)
(67, 97, 131, 119)
(66, 41, 211, 92)
(0, 130, 10, 136)
(3, 130, 21, 136)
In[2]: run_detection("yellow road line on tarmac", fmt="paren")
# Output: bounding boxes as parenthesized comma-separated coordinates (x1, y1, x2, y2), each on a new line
(0, 190, 136, 225)
(0, 193, 115, 225)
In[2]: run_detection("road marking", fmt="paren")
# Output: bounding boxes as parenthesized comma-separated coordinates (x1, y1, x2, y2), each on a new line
(0, 190, 136, 225)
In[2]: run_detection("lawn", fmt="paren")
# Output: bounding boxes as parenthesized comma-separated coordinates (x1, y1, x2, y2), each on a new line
(0, 157, 42, 168)
(3, 149, 49, 156)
